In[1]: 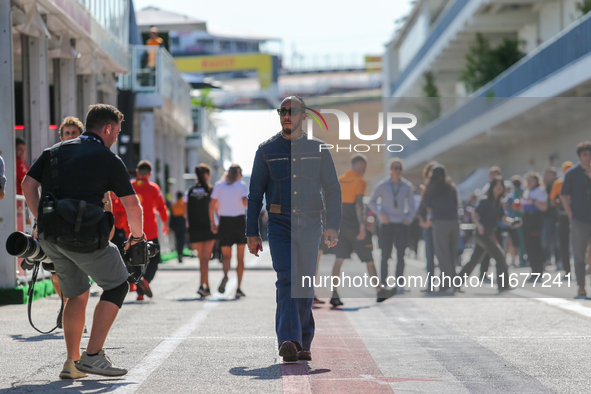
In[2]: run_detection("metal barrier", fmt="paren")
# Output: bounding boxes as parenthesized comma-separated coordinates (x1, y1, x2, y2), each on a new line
(475, 11, 591, 98)
(390, 0, 470, 95)
(125, 45, 193, 131)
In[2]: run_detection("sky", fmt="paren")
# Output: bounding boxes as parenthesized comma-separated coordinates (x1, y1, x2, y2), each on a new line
(133, 0, 413, 68)
(214, 110, 278, 174)
(132, 0, 414, 172)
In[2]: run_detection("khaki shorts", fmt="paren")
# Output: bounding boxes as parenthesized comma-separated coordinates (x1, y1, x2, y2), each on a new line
(39, 237, 129, 298)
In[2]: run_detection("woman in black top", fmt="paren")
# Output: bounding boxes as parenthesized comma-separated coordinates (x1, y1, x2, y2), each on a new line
(423, 165, 459, 294)
(458, 177, 520, 292)
(186, 164, 216, 297)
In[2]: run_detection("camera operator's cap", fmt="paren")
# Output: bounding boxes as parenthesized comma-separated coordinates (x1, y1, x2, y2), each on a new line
(149, 26, 158, 33)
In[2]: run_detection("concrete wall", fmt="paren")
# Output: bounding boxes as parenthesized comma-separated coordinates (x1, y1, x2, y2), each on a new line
(518, 23, 538, 53)
(399, 3, 430, 72)
(539, 1, 563, 42)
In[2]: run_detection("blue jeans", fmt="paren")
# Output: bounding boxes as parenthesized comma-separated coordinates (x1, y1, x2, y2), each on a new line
(267, 212, 321, 351)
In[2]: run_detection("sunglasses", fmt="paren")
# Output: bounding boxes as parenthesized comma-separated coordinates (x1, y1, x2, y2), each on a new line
(277, 107, 304, 116)
(392, 166, 403, 171)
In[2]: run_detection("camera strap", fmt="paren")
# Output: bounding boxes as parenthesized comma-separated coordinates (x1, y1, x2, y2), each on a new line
(27, 262, 64, 334)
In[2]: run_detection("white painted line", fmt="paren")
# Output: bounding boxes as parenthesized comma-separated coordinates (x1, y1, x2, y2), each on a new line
(513, 288, 591, 319)
(108, 302, 218, 394)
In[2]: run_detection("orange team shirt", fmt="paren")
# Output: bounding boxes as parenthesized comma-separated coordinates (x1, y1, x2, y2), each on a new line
(339, 170, 366, 203)
(110, 191, 130, 236)
(146, 37, 163, 67)
(16, 157, 29, 195)
(131, 177, 169, 240)
(550, 178, 564, 201)
(339, 170, 366, 225)
(171, 199, 185, 217)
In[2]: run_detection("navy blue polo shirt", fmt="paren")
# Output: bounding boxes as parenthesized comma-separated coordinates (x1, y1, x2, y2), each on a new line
(561, 163, 591, 224)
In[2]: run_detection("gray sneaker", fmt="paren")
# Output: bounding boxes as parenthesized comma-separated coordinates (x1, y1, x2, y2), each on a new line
(59, 358, 87, 379)
(75, 350, 128, 376)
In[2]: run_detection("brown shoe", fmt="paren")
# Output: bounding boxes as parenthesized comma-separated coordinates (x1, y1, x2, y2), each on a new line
(297, 350, 311, 361)
(279, 341, 298, 362)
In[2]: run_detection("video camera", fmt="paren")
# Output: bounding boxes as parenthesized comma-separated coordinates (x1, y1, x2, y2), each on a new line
(5, 231, 55, 272)
(122, 240, 160, 266)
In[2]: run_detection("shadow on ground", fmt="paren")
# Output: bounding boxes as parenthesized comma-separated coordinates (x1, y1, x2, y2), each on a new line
(229, 365, 282, 380)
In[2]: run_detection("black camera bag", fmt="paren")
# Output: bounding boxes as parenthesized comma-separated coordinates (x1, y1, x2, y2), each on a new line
(40, 141, 113, 253)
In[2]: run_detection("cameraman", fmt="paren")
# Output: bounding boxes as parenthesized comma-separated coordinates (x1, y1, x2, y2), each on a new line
(21, 104, 143, 379)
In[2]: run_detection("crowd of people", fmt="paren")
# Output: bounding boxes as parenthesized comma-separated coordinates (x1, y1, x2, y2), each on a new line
(316, 142, 591, 302)
(2, 95, 590, 373)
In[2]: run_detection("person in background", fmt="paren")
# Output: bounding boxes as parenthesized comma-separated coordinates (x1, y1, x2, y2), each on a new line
(521, 172, 548, 280)
(146, 26, 163, 66)
(458, 177, 519, 292)
(131, 160, 169, 301)
(423, 165, 459, 295)
(550, 161, 574, 274)
(418, 161, 439, 292)
(561, 142, 591, 298)
(15, 137, 29, 195)
(0, 155, 6, 201)
(408, 186, 422, 258)
(479, 166, 502, 280)
(210, 164, 248, 298)
(51, 116, 84, 328)
(169, 191, 187, 263)
(368, 158, 415, 290)
(329, 154, 396, 307)
(542, 163, 559, 267)
(186, 164, 216, 297)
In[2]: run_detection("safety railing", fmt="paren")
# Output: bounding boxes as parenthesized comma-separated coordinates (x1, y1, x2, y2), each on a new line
(400, 12, 591, 159)
(390, 0, 470, 95)
(126, 45, 193, 132)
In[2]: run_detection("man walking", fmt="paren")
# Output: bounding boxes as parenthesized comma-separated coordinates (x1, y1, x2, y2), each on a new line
(369, 158, 415, 289)
(246, 96, 341, 362)
(131, 160, 169, 300)
(22, 104, 144, 378)
(330, 154, 396, 307)
(560, 141, 591, 298)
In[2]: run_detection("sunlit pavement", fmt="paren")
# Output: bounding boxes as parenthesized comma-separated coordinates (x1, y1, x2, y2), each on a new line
(2, 243, 591, 393)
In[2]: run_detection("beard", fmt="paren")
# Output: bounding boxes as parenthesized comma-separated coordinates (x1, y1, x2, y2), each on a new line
(282, 119, 299, 135)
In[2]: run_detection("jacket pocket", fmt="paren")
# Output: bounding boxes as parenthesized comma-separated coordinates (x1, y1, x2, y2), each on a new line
(301, 156, 321, 179)
(268, 157, 289, 181)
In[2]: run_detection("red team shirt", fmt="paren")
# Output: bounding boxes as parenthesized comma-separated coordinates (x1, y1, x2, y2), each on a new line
(109, 191, 130, 236)
(131, 176, 169, 240)
(16, 157, 29, 195)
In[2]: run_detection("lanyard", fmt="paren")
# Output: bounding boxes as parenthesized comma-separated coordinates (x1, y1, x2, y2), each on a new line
(390, 181, 402, 209)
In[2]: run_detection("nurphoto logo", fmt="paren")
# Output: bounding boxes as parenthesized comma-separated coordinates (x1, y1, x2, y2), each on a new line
(304, 107, 418, 153)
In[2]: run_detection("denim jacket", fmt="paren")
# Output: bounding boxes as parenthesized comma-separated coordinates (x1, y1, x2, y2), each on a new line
(246, 131, 342, 236)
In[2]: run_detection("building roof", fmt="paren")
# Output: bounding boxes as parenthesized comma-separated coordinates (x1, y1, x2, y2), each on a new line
(136, 6, 206, 33)
(205, 24, 279, 42)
